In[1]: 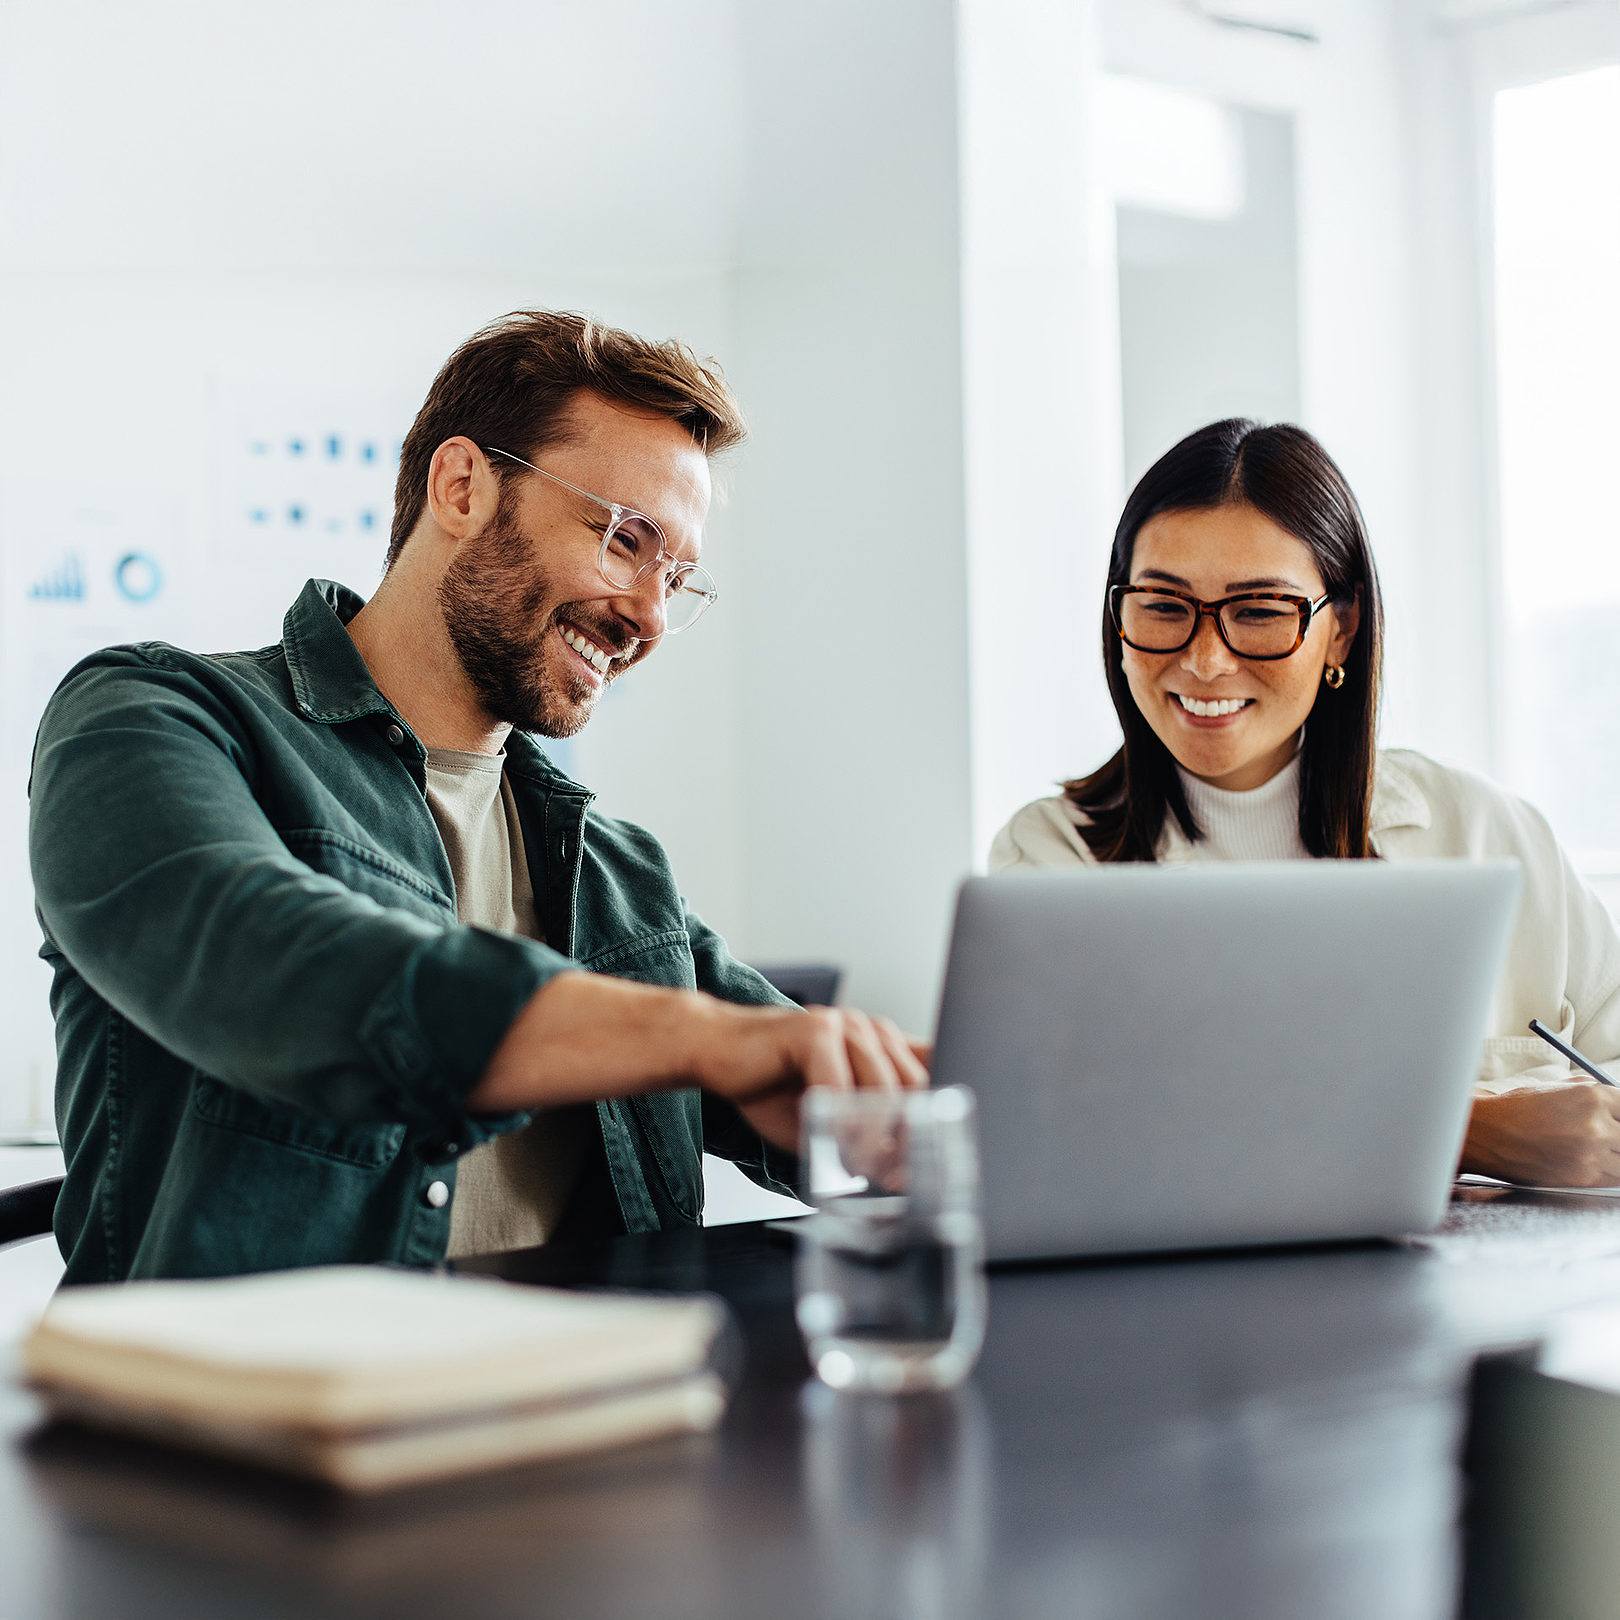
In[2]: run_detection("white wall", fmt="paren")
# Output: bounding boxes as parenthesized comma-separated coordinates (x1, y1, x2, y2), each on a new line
(958, 0, 1125, 860)
(721, 2, 973, 1034)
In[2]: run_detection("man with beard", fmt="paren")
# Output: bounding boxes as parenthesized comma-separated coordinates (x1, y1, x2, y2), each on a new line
(30, 311, 923, 1284)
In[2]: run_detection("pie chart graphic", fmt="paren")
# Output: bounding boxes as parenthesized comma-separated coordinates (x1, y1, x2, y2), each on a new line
(113, 552, 163, 604)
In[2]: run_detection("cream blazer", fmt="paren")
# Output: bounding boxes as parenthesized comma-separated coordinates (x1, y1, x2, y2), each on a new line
(988, 747, 1620, 1093)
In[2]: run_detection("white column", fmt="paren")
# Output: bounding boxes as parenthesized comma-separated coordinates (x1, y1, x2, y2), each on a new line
(959, 0, 1124, 858)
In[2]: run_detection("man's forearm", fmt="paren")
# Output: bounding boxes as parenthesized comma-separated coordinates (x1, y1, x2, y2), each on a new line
(468, 971, 929, 1152)
(466, 971, 727, 1113)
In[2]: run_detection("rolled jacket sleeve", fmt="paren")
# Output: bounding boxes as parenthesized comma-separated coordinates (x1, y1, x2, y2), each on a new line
(30, 651, 571, 1142)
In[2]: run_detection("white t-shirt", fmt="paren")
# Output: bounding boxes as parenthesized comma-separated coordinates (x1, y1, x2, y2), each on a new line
(423, 746, 590, 1257)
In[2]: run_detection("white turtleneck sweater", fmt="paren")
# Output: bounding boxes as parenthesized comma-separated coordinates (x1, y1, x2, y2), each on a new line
(1177, 752, 1308, 862)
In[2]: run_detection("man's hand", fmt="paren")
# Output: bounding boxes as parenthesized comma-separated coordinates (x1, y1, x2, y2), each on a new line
(1462, 1083, 1620, 1187)
(468, 972, 928, 1151)
(683, 1000, 928, 1150)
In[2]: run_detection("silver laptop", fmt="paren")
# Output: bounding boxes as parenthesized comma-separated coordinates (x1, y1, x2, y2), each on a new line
(931, 860, 1522, 1262)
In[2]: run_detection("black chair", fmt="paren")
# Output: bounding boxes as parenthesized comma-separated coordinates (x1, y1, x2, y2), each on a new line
(0, 1176, 63, 1247)
(753, 963, 843, 1009)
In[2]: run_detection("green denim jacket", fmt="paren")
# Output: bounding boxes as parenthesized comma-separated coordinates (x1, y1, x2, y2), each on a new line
(29, 580, 794, 1284)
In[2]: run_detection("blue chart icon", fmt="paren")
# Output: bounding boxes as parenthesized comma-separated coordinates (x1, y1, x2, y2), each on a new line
(30, 554, 86, 601)
(114, 552, 163, 604)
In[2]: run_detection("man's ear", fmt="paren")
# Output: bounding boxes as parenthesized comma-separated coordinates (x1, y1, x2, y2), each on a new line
(1328, 587, 1362, 665)
(424, 437, 499, 542)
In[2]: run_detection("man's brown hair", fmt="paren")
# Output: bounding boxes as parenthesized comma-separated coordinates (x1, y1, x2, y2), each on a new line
(387, 310, 747, 567)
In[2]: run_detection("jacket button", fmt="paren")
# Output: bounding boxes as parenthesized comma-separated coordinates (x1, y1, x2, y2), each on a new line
(385, 722, 406, 747)
(424, 1180, 450, 1209)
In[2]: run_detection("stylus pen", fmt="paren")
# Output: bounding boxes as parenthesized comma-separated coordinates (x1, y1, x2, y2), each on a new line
(1529, 1018, 1620, 1087)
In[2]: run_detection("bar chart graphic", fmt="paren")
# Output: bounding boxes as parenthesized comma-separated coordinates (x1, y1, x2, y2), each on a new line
(27, 554, 86, 601)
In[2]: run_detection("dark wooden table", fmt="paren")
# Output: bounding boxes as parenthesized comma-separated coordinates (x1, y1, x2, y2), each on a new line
(8, 1188, 1620, 1620)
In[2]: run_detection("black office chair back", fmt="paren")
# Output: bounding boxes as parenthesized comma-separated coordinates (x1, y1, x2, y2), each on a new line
(755, 963, 843, 1008)
(0, 1177, 63, 1247)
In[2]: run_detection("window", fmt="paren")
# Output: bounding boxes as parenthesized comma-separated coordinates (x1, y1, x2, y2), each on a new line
(1101, 77, 1302, 490)
(1493, 65, 1620, 871)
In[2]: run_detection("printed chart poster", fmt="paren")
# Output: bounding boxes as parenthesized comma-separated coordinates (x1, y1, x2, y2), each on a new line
(210, 375, 414, 606)
(0, 480, 194, 769)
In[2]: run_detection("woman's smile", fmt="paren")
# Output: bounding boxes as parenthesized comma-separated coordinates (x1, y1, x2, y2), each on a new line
(1171, 692, 1255, 724)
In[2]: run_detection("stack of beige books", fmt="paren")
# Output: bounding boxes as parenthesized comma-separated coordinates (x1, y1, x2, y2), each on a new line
(22, 1265, 726, 1491)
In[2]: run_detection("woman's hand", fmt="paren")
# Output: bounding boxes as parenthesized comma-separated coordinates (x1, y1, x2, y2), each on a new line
(1462, 1084, 1620, 1187)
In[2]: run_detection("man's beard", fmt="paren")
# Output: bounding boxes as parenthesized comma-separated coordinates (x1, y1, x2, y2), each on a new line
(437, 501, 622, 739)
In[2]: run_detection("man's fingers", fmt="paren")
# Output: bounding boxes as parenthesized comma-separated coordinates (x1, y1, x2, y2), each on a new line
(798, 1008, 855, 1092)
(726, 1006, 924, 1118)
(792, 1009, 929, 1095)
(840, 1009, 902, 1092)
(874, 1016, 929, 1089)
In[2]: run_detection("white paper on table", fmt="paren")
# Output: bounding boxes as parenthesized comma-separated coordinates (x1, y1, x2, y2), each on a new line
(1457, 1173, 1620, 1197)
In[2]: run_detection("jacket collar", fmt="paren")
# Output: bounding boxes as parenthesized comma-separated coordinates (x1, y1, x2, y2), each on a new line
(280, 579, 588, 794)
(1153, 745, 1432, 862)
(282, 580, 395, 725)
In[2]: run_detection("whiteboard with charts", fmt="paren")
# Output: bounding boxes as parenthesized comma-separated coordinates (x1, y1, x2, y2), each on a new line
(0, 378, 417, 1135)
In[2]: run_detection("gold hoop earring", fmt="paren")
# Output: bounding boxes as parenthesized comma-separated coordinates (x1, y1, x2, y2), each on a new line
(1323, 664, 1346, 690)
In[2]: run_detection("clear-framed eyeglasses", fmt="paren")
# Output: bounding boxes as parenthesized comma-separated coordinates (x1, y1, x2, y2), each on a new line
(485, 446, 718, 634)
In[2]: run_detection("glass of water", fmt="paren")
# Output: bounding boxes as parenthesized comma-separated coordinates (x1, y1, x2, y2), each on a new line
(795, 1085, 986, 1394)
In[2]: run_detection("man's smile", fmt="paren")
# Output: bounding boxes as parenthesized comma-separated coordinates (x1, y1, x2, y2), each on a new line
(555, 617, 638, 690)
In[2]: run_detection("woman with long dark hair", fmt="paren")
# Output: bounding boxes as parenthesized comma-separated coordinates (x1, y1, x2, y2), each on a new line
(991, 418, 1620, 1188)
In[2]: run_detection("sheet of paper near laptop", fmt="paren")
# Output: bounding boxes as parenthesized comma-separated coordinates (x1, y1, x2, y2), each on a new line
(1459, 1174, 1620, 1197)
(932, 860, 1523, 1263)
